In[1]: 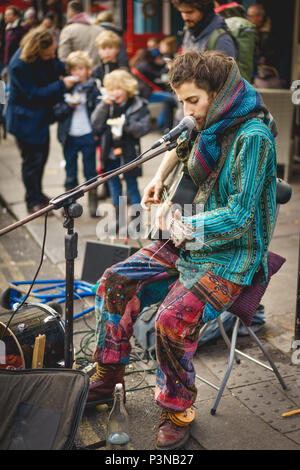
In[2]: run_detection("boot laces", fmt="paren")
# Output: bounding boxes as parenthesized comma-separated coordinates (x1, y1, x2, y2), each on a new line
(159, 409, 173, 426)
(90, 363, 110, 384)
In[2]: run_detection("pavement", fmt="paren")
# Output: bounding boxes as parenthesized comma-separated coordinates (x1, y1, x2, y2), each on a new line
(0, 122, 300, 451)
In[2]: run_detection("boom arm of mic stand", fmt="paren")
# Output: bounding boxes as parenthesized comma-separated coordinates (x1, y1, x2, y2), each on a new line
(80, 140, 178, 195)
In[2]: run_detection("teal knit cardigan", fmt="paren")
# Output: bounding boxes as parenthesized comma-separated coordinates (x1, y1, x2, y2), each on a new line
(177, 117, 277, 288)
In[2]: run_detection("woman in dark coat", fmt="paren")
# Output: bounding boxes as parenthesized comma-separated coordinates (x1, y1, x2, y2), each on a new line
(6, 27, 74, 214)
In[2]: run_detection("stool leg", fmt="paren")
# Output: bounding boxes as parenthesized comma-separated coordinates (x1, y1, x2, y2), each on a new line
(211, 317, 240, 415)
(217, 316, 241, 364)
(242, 321, 287, 390)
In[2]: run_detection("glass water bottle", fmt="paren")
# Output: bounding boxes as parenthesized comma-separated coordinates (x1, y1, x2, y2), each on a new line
(106, 383, 130, 450)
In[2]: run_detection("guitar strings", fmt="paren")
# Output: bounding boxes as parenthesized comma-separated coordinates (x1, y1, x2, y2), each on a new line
(147, 238, 172, 269)
(146, 168, 194, 267)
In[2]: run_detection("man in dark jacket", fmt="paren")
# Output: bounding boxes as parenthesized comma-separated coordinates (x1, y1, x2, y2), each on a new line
(172, 0, 237, 58)
(247, 3, 279, 70)
(3, 6, 26, 67)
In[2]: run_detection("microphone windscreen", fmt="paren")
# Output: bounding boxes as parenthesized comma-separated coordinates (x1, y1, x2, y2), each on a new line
(183, 116, 196, 130)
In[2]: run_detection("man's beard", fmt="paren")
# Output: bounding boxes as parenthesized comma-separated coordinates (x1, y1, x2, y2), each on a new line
(195, 96, 214, 131)
(185, 20, 196, 28)
(196, 117, 206, 131)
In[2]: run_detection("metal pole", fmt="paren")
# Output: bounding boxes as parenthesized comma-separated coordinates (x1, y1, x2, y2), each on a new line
(83, 0, 91, 13)
(63, 203, 82, 369)
(295, 234, 300, 341)
(294, 105, 300, 162)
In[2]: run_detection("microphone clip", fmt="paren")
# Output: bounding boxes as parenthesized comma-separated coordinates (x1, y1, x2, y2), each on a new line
(165, 140, 178, 151)
(151, 134, 178, 150)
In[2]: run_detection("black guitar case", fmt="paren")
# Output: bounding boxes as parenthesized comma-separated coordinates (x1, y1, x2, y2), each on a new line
(0, 368, 89, 450)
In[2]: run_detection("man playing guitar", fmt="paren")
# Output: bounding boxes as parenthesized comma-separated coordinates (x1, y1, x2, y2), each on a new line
(87, 50, 278, 450)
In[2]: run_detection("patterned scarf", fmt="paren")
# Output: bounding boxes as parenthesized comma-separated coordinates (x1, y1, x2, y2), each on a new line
(187, 60, 277, 187)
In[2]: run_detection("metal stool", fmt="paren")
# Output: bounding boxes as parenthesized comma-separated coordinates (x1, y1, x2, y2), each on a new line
(196, 314, 287, 415)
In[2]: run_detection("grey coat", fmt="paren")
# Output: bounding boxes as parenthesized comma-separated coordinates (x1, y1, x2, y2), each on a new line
(58, 16, 103, 66)
(91, 95, 151, 176)
(182, 13, 238, 59)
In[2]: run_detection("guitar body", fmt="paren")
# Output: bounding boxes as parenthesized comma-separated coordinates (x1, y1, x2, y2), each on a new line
(147, 164, 199, 241)
(170, 168, 199, 209)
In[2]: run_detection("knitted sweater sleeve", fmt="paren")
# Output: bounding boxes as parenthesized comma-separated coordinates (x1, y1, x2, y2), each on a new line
(183, 133, 276, 248)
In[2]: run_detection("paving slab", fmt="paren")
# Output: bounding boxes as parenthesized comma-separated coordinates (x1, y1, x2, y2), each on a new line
(233, 380, 300, 434)
(191, 395, 300, 450)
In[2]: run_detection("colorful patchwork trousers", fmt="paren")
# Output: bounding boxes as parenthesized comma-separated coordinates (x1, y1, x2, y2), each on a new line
(93, 241, 242, 412)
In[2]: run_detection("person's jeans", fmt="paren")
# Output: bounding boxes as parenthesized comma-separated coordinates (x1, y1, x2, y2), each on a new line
(149, 91, 178, 131)
(106, 158, 141, 206)
(63, 133, 97, 190)
(17, 138, 49, 209)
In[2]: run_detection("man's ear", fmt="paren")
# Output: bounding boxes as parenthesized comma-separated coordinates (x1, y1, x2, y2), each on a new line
(210, 91, 217, 103)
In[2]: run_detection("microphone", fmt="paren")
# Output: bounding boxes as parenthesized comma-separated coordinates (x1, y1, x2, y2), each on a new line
(151, 116, 196, 150)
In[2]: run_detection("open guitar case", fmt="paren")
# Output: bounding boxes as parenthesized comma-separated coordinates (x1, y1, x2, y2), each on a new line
(0, 368, 90, 450)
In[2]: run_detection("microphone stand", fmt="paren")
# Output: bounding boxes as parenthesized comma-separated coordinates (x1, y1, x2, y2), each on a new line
(0, 140, 177, 369)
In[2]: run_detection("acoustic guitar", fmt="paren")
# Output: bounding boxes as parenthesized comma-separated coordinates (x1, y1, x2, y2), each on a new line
(146, 163, 200, 241)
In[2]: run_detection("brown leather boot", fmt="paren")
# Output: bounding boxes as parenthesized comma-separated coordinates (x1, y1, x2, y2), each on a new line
(155, 410, 190, 450)
(86, 362, 126, 408)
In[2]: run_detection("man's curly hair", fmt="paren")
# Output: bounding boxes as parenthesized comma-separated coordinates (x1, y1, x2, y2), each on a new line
(171, 0, 215, 14)
(169, 50, 234, 95)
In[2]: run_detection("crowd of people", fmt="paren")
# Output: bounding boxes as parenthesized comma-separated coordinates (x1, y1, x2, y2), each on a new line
(0, 0, 285, 220)
(0, 1, 151, 217)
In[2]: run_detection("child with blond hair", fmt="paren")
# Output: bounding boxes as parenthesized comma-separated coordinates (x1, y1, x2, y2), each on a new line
(92, 30, 124, 84)
(91, 69, 151, 232)
(54, 50, 100, 216)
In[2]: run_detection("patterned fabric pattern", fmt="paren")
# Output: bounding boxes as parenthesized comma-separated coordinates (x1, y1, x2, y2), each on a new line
(93, 241, 241, 412)
(172, 63, 278, 289)
(187, 60, 277, 187)
(179, 117, 277, 288)
(191, 271, 242, 323)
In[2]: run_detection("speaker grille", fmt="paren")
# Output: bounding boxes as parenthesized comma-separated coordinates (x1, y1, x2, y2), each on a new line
(81, 242, 139, 284)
